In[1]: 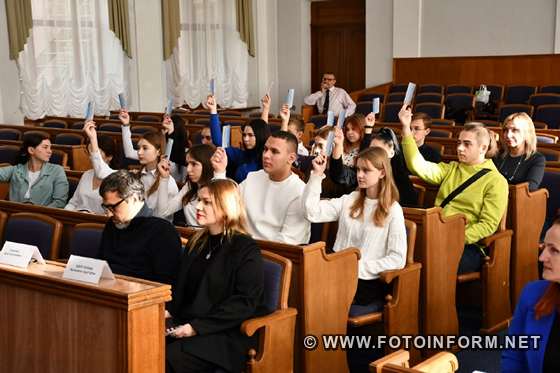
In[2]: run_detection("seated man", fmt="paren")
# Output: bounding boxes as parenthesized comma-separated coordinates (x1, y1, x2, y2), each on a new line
(213, 132, 311, 245)
(410, 112, 442, 163)
(98, 170, 182, 285)
(304, 72, 356, 116)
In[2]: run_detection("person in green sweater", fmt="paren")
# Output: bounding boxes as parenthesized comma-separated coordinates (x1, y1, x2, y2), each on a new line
(399, 105, 508, 274)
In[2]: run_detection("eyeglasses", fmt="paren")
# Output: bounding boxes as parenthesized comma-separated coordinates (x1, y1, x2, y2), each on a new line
(202, 135, 212, 140)
(101, 198, 126, 213)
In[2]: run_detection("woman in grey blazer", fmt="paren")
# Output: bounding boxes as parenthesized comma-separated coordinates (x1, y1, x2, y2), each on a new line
(0, 132, 68, 208)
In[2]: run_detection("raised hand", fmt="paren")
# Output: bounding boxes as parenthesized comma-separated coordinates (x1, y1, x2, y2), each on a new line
(366, 112, 376, 127)
(162, 116, 174, 135)
(311, 154, 327, 176)
(261, 94, 271, 111)
(83, 120, 97, 139)
(157, 157, 171, 179)
(333, 127, 344, 146)
(118, 109, 130, 126)
(211, 147, 228, 174)
(398, 104, 413, 137)
(207, 95, 218, 114)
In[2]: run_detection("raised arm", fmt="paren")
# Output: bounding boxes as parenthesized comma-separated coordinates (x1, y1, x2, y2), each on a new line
(302, 155, 344, 223)
(84, 121, 115, 179)
(207, 95, 223, 146)
(156, 157, 188, 217)
(260, 94, 270, 123)
(279, 104, 290, 132)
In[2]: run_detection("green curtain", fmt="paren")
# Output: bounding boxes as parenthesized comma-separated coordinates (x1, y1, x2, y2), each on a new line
(5, 0, 33, 60)
(108, 0, 132, 58)
(162, 0, 180, 60)
(236, 0, 255, 57)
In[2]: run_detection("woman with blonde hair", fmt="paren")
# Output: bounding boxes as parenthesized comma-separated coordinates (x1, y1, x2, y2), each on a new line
(303, 146, 407, 305)
(399, 105, 509, 274)
(494, 112, 545, 191)
(165, 179, 266, 373)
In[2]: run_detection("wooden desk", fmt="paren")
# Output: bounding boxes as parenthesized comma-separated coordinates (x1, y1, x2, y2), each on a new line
(0, 260, 170, 373)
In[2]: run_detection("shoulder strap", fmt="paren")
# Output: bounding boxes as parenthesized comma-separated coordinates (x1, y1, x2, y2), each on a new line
(440, 168, 492, 209)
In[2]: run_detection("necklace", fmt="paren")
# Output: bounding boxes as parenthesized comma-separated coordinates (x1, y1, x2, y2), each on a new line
(498, 154, 523, 181)
(205, 235, 222, 260)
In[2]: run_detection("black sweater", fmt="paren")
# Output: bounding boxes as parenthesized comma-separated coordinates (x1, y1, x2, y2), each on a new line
(493, 152, 546, 191)
(98, 204, 182, 285)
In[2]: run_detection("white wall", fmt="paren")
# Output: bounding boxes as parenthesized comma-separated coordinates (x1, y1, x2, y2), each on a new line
(365, 0, 394, 86)
(420, 0, 557, 57)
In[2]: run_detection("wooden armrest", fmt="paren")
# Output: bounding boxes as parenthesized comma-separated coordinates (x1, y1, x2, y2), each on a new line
(240, 308, 297, 337)
(370, 349, 410, 373)
(479, 229, 513, 248)
(413, 351, 459, 372)
(379, 262, 422, 284)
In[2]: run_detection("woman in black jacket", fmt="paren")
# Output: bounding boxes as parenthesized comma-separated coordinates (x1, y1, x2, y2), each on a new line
(165, 178, 266, 373)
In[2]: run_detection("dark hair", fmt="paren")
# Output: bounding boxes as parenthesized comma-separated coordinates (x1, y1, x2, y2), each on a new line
(270, 130, 298, 154)
(412, 112, 433, 129)
(18, 132, 50, 164)
(288, 118, 305, 132)
(314, 125, 334, 140)
(169, 114, 188, 166)
(183, 144, 216, 205)
(242, 119, 270, 167)
(99, 169, 145, 201)
(85, 135, 121, 169)
(371, 127, 401, 155)
(534, 216, 560, 319)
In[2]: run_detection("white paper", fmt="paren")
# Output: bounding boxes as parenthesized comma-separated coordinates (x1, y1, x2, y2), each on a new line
(326, 111, 335, 126)
(165, 98, 174, 116)
(210, 78, 215, 96)
(222, 125, 231, 148)
(84, 102, 94, 121)
(403, 82, 416, 106)
(63, 255, 115, 284)
(164, 139, 174, 159)
(325, 131, 335, 157)
(336, 110, 346, 128)
(372, 98, 380, 114)
(118, 93, 127, 110)
(266, 81, 274, 96)
(286, 89, 295, 108)
(0, 241, 45, 269)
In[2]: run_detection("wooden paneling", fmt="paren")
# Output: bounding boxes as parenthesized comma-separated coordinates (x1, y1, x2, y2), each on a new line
(311, 0, 365, 93)
(393, 54, 560, 86)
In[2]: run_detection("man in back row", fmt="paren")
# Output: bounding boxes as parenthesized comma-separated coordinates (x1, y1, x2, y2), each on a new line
(304, 72, 356, 116)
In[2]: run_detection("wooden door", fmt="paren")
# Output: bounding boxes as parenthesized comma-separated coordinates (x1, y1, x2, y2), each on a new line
(310, 0, 365, 93)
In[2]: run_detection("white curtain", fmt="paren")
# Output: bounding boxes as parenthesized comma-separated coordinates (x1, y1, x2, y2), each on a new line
(166, 0, 249, 109)
(18, 0, 129, 119)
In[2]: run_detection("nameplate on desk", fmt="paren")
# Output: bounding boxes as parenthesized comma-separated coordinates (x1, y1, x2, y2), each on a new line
(0, 241, 45, 268)
(63, 255, 115, 284)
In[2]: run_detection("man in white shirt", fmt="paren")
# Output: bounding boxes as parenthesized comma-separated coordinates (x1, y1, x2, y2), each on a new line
(304, 72, 356, 116)
(213, 132, 311, 245)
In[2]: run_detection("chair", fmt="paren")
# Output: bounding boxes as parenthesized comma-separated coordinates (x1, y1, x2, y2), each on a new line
(131, 125, 156, 134)
(42, 119, 67, 129)
(68, 223, 104, 258)
(417, 84, 443, 95)
(424, 142, 444, 157)
(356, 101, 375, 116)
(358, 92, 385, 103)
(347, 220, 421, 344)
(414, 93, 443, 105)
(536, 133, 558, 144)
(310, 114, 328, 127)
(389, 84, 408, 93)
(54, 133, 84, 146)
(371, 349, 459, 373)
(194, 118, 210, 125)
(539, 85, 560, 94)
(446, 85, 472, 94)
(98, 123, 122, 132)
(498, 104, 534, 123)
(193, 109, 211, 115)
(109, 113, 120, 120)
(431, 118, 455, 126)
(505, 85, 537, 104)
(387, 93, 405, 103)
(528, 93, 560, 108)
(219, 110, 243, 117)
(241, 250, 297, 373)
(427, 129, 452, 138)
(3, 212, 63, 259)
(445, 94, 475, 124)
(71, 121, 85, 130)
(249, 112, 274, 119)
(457, 211, 513, 333)
(50, 150, 68, 168)
(539, 148, 560, 161)
(485, 84, 505, 103)
(136, 115, 161, 123)
(0, 145, 20, 164)
(66, 176, 80, 203)
(24, 130, 50, 140)
(471, 119, 500, 127)
(381, 103, 402, 123)
(0, 128, 21, 141)
(223, 118, 247, 127)
(533, 121, 549, 129)
(533, 105, 560, 129)
(414, 103, 445, 119)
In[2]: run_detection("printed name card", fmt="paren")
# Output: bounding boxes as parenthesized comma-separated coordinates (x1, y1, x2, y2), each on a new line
(336, 110, 346, 128)
(165, 138, 174, 158)
(286, 89, 295, 108)
(0, 241, 45, 268)
(118, 93, 127, 110)
(63, 255, 115, 284)
(372, 98, 380, 114)
(326, 111, 335, 126)
(209, 78, 215, 95)
(84, 101, 95, 121)
(165, 97, 174, 116)
(222, 125, 231, 148)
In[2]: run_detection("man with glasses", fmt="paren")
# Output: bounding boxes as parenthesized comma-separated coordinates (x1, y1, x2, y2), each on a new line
(409, 113, 441, 163)
(304, 72, 356, 116)
(97, 170, 182, 285)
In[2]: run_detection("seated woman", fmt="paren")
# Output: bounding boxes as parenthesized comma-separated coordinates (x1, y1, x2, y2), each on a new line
(303, 147, 407, 306)
(493, 112, 545, 191)
(165, 179, 266, 373)
(399, 105, 508, 274)
(155, 144, 216, 226)
(341, 114, 366, 167)
(0, 132, 68, 207)
(84, 121, 179, 220)
(502, 216, 560, 372)
(208, 95, 270, 183)
(65, 135, 120, 213)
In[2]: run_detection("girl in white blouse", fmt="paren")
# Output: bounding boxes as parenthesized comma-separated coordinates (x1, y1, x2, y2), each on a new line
(155, 144, 216, 226)
(64, 135, 120, 214)
(303, 146, 407, 305)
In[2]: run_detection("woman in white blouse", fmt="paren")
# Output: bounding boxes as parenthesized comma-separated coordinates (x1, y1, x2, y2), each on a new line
(64, 135, 119, 214)
(303, 146, 407, 305)
(83, 121, 179, 220)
